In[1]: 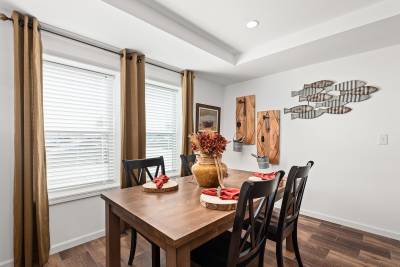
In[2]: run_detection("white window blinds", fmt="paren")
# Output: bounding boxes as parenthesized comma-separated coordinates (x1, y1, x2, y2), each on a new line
(145, 82, 180, 175)
(43, 60, 118, 191)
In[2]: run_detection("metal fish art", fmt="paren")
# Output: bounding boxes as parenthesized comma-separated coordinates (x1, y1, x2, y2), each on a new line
(291, 106, 352, 119)
(324, 80, 367, 92)
(291, 109, 325, 120)
(339, 86, 378, 95)
(299, 93, 334, 102)
(325, 106, 352, 114)
(284, 105, 314, 114)
(315, 94, 370, 108)
(291, 80, 335, 97)
(291, 87, 324, 97)
(303, 80, 335, 89)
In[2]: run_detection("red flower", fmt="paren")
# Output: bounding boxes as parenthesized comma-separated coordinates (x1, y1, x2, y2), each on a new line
(189, 129, 229, 157)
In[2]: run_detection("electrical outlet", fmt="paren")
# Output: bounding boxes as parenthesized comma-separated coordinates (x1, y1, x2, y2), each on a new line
(378, 134, 388, 145)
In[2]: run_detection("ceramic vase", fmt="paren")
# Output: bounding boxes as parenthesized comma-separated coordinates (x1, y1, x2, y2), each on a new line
(191, 153, 227, 188)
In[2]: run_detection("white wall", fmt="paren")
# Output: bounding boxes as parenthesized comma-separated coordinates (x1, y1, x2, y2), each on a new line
(0, 18, 225, 264)
(194, 76, 225, 108)
(222, 45, 400, 240)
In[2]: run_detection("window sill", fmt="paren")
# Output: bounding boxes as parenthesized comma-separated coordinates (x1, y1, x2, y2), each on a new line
(48, 181, 120, 206)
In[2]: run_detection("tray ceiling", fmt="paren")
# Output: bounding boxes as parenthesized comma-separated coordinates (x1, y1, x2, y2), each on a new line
(1, 0, 400, 85)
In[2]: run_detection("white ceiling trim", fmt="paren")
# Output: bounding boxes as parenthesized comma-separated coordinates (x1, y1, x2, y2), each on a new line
(102, 0, 238, 64)
(102, 0, 400, 72)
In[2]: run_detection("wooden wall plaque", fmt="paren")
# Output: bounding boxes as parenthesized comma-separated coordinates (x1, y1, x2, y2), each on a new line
(256, 110, 280, 164)
(235, 95, 255, 144)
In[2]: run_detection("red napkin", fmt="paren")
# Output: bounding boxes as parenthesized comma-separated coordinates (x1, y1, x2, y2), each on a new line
(153, 175, 169, 189)
(253, 172, 276, 180)
(201, 188, 240, 200)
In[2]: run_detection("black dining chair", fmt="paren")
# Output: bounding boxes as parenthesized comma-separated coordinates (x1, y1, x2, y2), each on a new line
(267, 161, 314, 267)
(123, 156, 166, 187)
(180, 154, 197, 176)
(122, 156, 166, 266)
(191, 171, 285, 267)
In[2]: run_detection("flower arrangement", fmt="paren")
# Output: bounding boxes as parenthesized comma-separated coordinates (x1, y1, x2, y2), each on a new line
(190, 129, 229, 158)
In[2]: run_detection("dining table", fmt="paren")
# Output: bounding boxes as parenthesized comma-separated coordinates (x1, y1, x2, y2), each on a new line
(101, 169, 291, 267)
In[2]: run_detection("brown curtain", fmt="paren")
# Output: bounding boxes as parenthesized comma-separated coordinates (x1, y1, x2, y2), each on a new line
(181, 70, 194, 175)
(120, 50, 146, 187)
(9, 11, 50, 267)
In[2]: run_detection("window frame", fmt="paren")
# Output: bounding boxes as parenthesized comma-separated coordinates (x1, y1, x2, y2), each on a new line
(43, 54, 121, 205)
(145, 79, 182, 177)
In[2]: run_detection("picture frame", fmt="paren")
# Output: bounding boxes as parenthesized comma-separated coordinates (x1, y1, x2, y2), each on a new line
(195, 103, 221, 133)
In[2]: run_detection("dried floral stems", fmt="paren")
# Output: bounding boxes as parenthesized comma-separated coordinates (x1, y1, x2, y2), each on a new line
(189, 129, 229, 157)
(214, 157, 225, 188)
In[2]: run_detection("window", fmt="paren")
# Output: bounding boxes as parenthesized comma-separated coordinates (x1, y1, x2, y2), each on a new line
(43, 57, 120, 192)
(145, 81, 181, 175)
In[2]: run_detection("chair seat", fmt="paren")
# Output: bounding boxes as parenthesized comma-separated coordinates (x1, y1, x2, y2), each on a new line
(191, 231, 251, 267)
(242, 210, 280, 240)
(267, 211, 295, 242)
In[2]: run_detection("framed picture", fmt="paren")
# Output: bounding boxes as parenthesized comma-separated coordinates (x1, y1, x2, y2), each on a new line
(195, 103, 221, 133)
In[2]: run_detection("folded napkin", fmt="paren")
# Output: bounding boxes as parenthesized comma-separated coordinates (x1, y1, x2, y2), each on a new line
(201, 187, 240, 200)
(153, 175, 169, 189)
(253, 171, 276, 180)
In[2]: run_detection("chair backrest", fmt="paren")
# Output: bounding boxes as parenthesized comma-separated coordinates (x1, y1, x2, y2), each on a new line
(122, 156, 166, 187)
(227, 171, 285, 266)
(180, 154, 197, 176)
(277, 161, 313, 234)
(306, 160, 314, 168)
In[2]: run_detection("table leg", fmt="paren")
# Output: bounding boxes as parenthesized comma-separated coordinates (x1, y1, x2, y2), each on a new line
(152, 243, 160, 267)
(166, 244, 190, 267)
(106, 203, 120, 267)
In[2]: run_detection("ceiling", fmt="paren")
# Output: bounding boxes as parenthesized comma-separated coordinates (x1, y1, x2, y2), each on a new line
(153, 0, 380, 52)
(1, 0, 400, 85)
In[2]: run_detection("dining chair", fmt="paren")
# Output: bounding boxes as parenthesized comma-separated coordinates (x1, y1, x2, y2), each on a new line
(123, 156, 166, 187)
(267, 161, 314, 267)
(122, 156, 166, 266)
(191, 171, 285, 267)
(180, 154, 197, 176)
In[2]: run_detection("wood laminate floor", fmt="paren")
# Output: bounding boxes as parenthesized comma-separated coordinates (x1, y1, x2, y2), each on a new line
(46, 215, 400, 267)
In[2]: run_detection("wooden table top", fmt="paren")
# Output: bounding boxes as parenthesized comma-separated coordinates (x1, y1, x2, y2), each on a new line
(101, 169, 282, 248)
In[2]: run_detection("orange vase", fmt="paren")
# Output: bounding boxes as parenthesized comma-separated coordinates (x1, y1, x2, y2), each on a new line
(191, 153, 228, 188)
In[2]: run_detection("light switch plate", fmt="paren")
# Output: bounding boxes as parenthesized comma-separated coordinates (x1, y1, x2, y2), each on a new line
(378, 134, 388, 145)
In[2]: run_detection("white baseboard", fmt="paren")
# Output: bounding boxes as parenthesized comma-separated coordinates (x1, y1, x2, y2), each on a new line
(50, 229, 105, 255)
(0, 229, 106, 265)
(0, 229, 105, 267)
(0, 259, 13, 267)
(300, 209, 400, 241)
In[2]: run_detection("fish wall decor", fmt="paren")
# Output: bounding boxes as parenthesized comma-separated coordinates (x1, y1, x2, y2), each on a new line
(325, 106, 352, 114)
(291, 87, 324, 97)
(324, 80, 367, 92)
(292, 80, 335, 97)
(339, 86, 378, 95)
(299, 93, 334, 102)
(291, 106, 352, 120)
(284, 105, 314, 114)
(291, 109, 325, 119)
(286, 79, 379, 120)
(303, 80, 335, 89)
(315, 94, 370, 108)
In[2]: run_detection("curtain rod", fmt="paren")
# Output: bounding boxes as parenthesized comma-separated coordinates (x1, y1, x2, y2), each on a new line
(0, 14, 183, 75)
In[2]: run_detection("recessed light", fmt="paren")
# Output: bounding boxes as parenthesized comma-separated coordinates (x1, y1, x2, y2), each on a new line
(246, 20, 259, 29)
